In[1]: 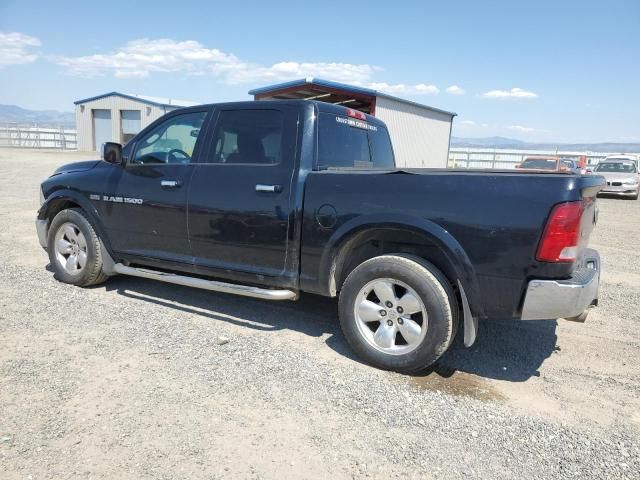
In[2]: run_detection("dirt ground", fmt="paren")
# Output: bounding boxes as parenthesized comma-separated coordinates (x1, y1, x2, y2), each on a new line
(1, 148, 638, 479)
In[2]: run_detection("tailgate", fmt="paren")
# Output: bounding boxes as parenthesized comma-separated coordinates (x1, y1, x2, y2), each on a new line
(577, 175, 605, 260)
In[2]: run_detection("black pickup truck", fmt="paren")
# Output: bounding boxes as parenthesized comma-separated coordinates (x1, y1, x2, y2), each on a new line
(36, 100, 604, 373)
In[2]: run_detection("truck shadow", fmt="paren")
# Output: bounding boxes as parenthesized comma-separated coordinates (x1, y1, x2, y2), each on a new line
(104, 275, 558, 383)
(431, 318, 559, 382)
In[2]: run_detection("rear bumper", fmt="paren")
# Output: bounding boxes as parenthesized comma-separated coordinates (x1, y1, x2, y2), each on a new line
(36, 219, 48, 249)
(520, 249, 600, 320)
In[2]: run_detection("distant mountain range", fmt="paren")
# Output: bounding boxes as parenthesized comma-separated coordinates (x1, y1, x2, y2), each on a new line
(0, 104, 75, 128)
(451, 136, 640, 153)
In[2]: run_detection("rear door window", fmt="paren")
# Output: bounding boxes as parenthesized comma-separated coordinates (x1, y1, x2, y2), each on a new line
(317, 112, 395, 169)
(208, 109, 283, 165)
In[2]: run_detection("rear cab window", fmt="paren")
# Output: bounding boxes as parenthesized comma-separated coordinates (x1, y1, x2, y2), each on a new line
(520, 158, 558, 170)
(316, 112, 395, 170)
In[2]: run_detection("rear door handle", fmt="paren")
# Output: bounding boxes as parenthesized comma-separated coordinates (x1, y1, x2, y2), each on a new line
(161, 179, 182, 188)
(255, 184, 282, 193)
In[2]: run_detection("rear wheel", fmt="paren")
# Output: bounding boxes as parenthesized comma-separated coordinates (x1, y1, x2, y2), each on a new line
(47, 208, 109, 287)
(565, 310, 589, 322)
(338, 254, 458, 373)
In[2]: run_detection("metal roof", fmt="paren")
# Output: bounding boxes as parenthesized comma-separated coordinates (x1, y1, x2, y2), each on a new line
(73, 91, 198, 108)
(248, 77, 456, 117)
(249, 77, 377, 97)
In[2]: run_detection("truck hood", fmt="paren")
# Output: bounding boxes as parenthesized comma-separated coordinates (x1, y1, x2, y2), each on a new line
(52, 160, 101, 176)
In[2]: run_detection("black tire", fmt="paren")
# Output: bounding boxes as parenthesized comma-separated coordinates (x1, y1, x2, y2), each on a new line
(338, 254, 458, 374)
(565, 310, 589, 322)
(47, 208, 109, 287)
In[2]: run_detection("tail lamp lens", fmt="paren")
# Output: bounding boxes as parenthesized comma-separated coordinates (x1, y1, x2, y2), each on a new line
(536, 201, 584, 262)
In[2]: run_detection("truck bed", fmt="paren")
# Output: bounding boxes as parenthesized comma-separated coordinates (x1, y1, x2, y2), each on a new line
(300, 169, 604, 319)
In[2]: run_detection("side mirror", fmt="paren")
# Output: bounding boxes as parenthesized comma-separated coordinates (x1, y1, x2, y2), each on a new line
(102, 142, 123, 164)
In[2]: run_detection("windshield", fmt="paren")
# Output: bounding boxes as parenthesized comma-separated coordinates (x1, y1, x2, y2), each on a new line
(520, 158, 558, 170)
(595, 162, 637, 173)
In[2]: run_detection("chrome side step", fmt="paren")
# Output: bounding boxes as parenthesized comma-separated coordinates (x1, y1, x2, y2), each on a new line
(112, 263, 298, 301)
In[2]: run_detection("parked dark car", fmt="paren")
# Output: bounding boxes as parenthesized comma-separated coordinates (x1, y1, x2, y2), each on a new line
(515, 156, 579, 173)
(559, 158, 583, 174)
(36, 100, 605, 373)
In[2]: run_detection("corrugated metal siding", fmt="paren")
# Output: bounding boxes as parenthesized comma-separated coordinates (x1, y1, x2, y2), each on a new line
(74, 96, 173, 151)
(375, 96, 453, 168)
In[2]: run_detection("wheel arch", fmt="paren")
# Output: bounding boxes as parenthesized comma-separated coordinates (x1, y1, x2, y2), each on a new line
(320, 213, 485, 319)
(38, 189, 115, 258)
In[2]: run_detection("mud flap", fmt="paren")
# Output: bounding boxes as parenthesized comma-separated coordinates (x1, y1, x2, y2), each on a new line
(458, 280, 478, 347)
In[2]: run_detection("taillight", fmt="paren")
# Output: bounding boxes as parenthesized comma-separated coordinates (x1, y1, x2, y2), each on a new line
(536, 201, 584, 262)
(346, 108, 367, 120)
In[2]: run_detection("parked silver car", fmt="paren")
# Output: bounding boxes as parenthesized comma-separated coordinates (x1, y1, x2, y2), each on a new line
(594, 159, 639, 199)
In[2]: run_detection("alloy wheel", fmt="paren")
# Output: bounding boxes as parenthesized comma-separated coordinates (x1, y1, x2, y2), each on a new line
(354, 278, 428, 355)
(54, 222, 88, 275)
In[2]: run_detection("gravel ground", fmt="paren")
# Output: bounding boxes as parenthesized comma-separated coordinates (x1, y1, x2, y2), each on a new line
(1, 149, 639, 479)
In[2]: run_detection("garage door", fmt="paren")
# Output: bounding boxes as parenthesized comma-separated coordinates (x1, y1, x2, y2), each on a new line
(121, 110, 141, 144)
(93, 109, 112, 151)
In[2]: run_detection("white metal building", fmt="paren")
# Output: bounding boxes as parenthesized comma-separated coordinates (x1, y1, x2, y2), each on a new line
(74, 92, 197, 151)
(249, 78, 456, 168)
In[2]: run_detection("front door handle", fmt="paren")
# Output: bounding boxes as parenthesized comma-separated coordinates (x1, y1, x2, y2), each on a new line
(161, 179, 182, 188)
(255, 184, 282, 193)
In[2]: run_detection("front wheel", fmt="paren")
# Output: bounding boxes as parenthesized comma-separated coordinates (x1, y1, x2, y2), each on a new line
(47, 208, 109, 287)
(338, 254, 458, 374)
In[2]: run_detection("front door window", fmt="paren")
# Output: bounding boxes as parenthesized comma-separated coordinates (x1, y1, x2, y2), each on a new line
(132, 112, 206, 165)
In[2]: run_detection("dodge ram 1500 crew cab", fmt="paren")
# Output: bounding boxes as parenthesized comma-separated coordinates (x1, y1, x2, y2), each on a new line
(36, 100, 605, 373)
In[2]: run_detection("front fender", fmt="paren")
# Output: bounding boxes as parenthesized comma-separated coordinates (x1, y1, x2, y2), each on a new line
(320, 213, 485, 318)
(38, 188, 115, 259)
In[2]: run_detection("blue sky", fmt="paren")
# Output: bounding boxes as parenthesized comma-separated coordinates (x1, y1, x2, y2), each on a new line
(0, 0, 638, 142)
